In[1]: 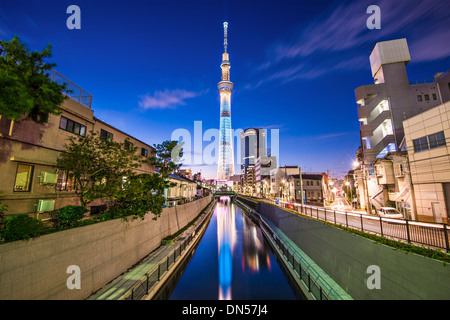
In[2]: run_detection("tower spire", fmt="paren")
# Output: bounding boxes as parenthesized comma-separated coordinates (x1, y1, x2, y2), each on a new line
(223, 22, 228, 53)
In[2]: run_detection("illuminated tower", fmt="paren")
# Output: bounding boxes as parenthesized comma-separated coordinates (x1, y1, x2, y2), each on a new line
(217, 22, 235, 180)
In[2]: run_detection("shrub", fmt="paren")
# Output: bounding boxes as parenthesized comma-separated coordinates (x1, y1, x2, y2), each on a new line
(98, 205, 124, 221)
(4, 214, 43, 241)
(55, 205, 88, 226)
(0, 201, 7, 239)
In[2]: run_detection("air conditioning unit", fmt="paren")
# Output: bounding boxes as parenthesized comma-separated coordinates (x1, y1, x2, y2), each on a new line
(39, 171, 58, 185)
(36, 199, 55, 213)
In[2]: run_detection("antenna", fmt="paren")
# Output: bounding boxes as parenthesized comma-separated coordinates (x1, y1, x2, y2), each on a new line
(223, 22, 228, 53)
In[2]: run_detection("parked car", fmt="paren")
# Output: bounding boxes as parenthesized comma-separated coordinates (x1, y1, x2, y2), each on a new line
(377, 207, 404, 219)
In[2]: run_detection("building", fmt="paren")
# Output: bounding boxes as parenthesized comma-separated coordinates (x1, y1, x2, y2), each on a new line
(241, 128, 267, 170)
(403, 100, 450, 223)
(240, 128, 267, 195)
(165, 174, 198, 206)
(354, 38, 450, 212)
(355, 38, 449, 163)
(269, 166, 299, 200)
(0, 70, 155, 219)
(254, 156, 276, 197)
(217, 22, 235, 180)
(372, 152, 415, 219)
(287, 174, 327, 206)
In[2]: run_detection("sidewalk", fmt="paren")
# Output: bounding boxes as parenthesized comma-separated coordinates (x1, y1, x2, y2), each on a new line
(88, 201, 216, 300)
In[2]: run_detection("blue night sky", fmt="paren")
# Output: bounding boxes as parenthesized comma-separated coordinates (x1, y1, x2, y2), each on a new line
(1, 0, 449, 179)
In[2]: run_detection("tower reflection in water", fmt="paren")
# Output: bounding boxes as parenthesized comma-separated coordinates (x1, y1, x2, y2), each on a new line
(216, 197, 271, 300)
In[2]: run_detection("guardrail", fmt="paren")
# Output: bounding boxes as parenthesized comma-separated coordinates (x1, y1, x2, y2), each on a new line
(49, 69, 93, 108)
(234, 198, 337, 300)
(119, 200, 216, 300)
(249, 197, 450, 253)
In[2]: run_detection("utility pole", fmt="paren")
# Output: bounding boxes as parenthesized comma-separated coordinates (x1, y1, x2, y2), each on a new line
(299, 167, 304, 208)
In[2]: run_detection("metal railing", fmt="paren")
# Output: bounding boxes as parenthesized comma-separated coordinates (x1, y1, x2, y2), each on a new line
(120, 200, 216, 300)
(49, 69, 93, 108)
(234, 198, 336, 300)
(250, 197, 450, 253)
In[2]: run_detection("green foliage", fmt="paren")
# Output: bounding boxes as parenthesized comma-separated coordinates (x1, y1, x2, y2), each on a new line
(0, 201, 7, 239)
(3, 214, 43, 241)
(0, 35, 67, 123)
(113, 173, 167, 220)
(150, 140, 183, 179)
(55, 205, 88, 226)
(57, 131, 144, 207)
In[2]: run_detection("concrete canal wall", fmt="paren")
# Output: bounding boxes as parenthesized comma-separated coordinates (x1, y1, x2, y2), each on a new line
(257, 201, 450, 300)
(0, 195, 212, 300)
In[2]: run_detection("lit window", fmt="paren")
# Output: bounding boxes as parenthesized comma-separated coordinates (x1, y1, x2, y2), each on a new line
(14, 164, 34, 192)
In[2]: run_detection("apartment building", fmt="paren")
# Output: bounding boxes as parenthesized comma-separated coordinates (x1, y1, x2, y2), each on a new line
(241, 128, 266, 194)
(403, 101, 450, 223)
(355, 38, 449, 163)
(354, 38, 449, 214)
(0, 70, 155, 219)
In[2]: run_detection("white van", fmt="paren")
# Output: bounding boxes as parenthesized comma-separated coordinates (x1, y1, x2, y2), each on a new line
(377, 207, 404, 219)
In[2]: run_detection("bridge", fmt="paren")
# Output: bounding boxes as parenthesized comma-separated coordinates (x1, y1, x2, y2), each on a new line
(213, 191, 236, 197)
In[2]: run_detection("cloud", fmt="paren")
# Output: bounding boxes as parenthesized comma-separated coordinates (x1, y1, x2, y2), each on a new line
(138, 89, 204, 110)
(248, 0, 450, 88)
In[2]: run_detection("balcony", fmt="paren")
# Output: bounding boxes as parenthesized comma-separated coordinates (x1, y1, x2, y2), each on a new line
(49, 69, 93, 108)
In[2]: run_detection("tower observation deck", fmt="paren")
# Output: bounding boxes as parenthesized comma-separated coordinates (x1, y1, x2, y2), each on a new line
(217, 22, 235, 180)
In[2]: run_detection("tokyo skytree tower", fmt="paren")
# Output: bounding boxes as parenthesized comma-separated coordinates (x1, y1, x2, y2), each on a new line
(217, 22, 235, 180)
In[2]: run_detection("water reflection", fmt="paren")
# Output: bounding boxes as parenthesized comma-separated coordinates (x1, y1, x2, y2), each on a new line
(217, 197, 272, 300)
(217, 197, 236, 300)
(162, 197, 302, 300)
(241, 214, 271, 274)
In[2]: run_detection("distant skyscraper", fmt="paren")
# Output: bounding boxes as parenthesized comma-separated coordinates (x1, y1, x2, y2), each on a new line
(217, 22, 235, 180)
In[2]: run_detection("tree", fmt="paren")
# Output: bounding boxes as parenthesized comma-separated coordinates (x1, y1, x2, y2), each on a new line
(0, 35, 67, 127)
(56, 131, 144, 207)
(150, 140, 183, 178)
(149, 140, 184, 196)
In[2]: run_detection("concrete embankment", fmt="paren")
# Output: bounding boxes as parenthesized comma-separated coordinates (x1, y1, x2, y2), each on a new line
(242, 197, 450, 300)
(0, 196, 212, 300)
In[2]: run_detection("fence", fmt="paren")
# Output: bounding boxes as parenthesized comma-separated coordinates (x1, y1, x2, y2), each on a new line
(120, 200, 216, 300)
(257, 197, 450, 253)
(49, 69, 93, 108)
(234, 198, 337, 300)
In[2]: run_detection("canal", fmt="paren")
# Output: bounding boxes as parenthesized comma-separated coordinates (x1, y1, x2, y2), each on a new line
(154, 197, 304, 300)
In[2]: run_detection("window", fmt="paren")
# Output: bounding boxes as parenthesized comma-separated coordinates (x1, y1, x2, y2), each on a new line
(428, 131, 446, 149)
(424, 94, 430, 101)
(413, 131, 446, 152)
(141, 148, 148, 157)
(417, 95, 423, 102)
(100, 129, 113, 142)
(432, 94, 437, 100)
(14, 164, 34, 192)
(56, 170, 76, 191)
(59, 116, 86, 136)
(124, 140, 133, 150)
(413, 136, 429, 152)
